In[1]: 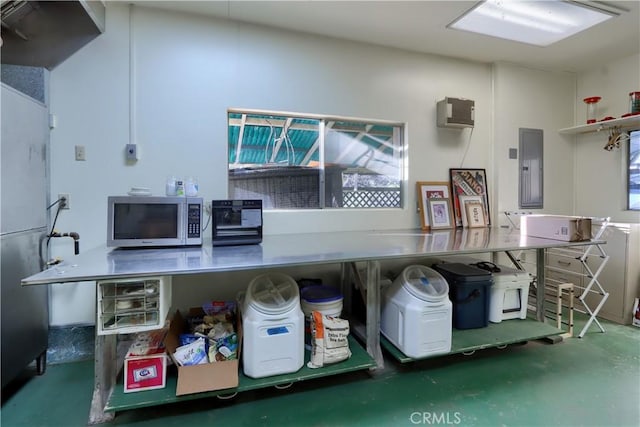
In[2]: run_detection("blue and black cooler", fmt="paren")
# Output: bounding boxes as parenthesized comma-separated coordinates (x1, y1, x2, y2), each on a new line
(432, 263, 493, 329)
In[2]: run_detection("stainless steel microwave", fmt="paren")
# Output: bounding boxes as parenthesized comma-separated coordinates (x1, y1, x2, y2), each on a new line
(107, 196, 203, 248)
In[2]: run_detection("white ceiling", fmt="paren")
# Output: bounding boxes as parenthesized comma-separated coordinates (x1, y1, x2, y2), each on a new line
(131, 0, 640, 73)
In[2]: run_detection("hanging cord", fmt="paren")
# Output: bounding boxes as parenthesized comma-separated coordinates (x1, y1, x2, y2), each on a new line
(264, 119, 275, 163)
(45, 197, 80, 256)
(458, 127, 475, 168)
(46, 197, 64, 248)
(273, 120, 294, 165)
(201, 201, 212, 232)
(46, 198, 65, 210)
(41, 198, 65, 268)
(283, 119, 297, 165)
(284, 128, 295, 165)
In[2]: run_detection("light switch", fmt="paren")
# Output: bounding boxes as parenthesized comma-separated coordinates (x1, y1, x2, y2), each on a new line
(75, 145, 86, 161)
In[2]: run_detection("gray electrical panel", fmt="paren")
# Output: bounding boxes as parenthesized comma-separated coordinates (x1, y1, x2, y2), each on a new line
(519, 128, 543, 209)
(437, 97, 475, 128)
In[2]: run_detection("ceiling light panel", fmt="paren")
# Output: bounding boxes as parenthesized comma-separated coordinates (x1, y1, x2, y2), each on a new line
(448, 0, 616, 46)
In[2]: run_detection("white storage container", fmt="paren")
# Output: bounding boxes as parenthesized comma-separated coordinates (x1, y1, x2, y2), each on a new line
(381, 265, 452, 358)
(241, 273, 304, 378)
(489, 265, 532, 323)
(97, 276, 171, 336)
(300, 285, 343, 350)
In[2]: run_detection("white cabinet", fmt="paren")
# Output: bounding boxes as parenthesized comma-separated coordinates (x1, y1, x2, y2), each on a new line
(585, 223, 640, 325)
(546, 252, 585, 287)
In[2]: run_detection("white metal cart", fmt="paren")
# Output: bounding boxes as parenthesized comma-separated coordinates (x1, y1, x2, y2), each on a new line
(539, 217, 610, 338)
(503, 213, 611, 338)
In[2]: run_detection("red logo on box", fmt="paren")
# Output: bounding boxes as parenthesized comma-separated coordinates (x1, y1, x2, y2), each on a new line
(125, 356, 166, 392)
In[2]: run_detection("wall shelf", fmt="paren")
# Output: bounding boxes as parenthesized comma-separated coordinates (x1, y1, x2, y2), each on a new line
(559, 115, 640, 135)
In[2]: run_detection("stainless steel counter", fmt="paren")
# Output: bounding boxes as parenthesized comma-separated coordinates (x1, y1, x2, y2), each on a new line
(22, 227, 598, 285)
(20, 227, 604, 424)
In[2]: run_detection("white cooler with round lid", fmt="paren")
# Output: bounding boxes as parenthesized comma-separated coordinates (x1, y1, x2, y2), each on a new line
(381, 265, 452, 358)
(241, 273, 304, 378)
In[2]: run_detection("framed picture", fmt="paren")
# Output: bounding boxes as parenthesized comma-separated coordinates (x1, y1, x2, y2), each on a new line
(465, 202, 487, 228)
(458, 194, 484, 227)
(416, 181, 452, 230)
(449, 168, 490, 227)
(427, 198, 453, 229)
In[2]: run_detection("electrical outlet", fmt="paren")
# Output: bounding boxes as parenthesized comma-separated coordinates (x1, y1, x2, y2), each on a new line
(58, 193, 70, 210)
(75, 145, 86, 161)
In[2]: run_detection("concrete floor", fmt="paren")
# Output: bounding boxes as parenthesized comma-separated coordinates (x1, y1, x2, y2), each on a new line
(2, 318, 639, 427)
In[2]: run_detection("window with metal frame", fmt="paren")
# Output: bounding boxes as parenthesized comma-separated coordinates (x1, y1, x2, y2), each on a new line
(628, 129, 640, 210)
(228, 109, 404, 209)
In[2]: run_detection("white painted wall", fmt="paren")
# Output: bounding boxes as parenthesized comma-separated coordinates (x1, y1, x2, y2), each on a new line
(572, 53, 640, 223)
(47, 4, 578, 326)
(493, 63, 576, 227)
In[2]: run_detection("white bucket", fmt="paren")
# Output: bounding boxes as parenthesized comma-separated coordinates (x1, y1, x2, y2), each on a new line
(300, 285, 343, 349)
(242, 273, 304, 379)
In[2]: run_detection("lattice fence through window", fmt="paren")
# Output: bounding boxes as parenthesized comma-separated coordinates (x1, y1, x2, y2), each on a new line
(342, 190, 400, 208)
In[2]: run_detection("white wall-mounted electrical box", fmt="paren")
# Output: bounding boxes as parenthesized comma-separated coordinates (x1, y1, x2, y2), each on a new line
(126, 143, 139, 161)
(437, 97, 475, 128)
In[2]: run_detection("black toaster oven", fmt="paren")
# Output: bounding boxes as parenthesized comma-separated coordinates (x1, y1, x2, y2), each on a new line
(211, 200, 262, 246)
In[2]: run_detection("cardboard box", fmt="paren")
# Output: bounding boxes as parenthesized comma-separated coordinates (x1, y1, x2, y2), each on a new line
(163, 308, 241, 396)
(124, 330, 168, 393)
(522, 215, 592, 242)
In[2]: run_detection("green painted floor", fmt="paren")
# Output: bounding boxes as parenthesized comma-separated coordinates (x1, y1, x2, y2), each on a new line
(2, 318, 639, 427)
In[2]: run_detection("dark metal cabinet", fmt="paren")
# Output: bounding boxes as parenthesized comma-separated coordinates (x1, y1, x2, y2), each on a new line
(1, 83, 49, 387)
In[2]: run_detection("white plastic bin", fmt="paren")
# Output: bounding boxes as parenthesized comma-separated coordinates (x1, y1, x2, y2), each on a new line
(300, 285, 343, 350)
(489, 265, 532, 323)
(241, 273, 304, 378)
(381, 265, 452, 358)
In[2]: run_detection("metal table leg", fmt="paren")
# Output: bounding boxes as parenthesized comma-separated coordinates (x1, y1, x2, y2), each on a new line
(365, 260, 384, 369)
(340, 262, 353, 317)
(536, 248, 546, 322)
(88, 334, 116, 425)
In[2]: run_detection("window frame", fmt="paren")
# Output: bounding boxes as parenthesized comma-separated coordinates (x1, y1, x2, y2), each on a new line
(227, 108, 406, 210)
(627, 128, 640, 211)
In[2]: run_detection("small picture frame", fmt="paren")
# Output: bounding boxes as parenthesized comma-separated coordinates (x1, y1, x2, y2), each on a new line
(465, 202, 487, 228)
(428, 198, 453, 229)
(459, 194, 484, 227)
(416, 181, 452, 230)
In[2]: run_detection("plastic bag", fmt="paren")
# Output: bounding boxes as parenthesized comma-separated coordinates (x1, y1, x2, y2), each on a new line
(307, 311, 351, 369)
